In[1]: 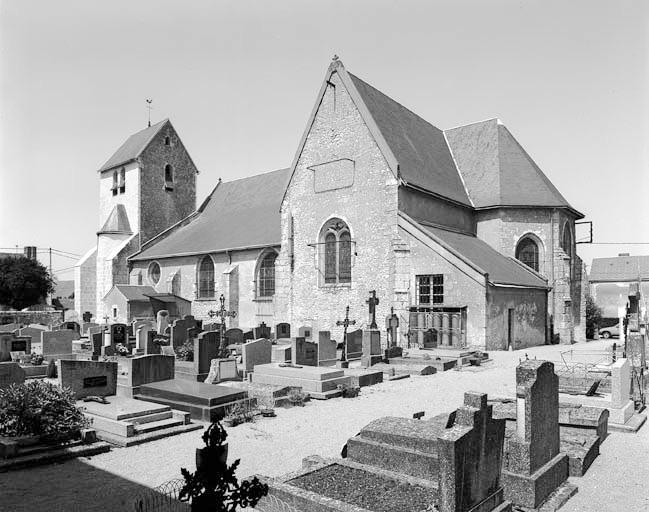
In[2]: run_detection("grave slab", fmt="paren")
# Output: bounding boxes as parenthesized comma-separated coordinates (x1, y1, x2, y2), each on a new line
(251, 363, 351, 397)
(343, 368, 384, 388)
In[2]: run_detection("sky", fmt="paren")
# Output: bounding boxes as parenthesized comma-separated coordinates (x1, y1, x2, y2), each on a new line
(1, 0, 647, 287)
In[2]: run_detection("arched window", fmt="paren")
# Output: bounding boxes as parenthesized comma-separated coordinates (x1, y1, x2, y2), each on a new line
(197, 256, 215, 298)
(257, 251, 277, 297)
(561, 223, 572, 259)
(515, 237, 539, 272)
(164, 164, 174, 190)
(164, 136, 171, 146)
(148, 262, 161, 285)
(321, 218, 352, 284)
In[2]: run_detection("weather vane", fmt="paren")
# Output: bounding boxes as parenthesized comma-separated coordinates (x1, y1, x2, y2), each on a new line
(146, 99, 153, 127)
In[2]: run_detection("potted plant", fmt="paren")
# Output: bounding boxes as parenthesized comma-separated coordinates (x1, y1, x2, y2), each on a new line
(29, 353, 44, 366)
(287, 387, 306, 407)
(222, 403, 244, 427)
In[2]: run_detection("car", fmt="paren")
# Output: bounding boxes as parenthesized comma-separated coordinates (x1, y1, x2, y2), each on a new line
(599, 323, 620, 339)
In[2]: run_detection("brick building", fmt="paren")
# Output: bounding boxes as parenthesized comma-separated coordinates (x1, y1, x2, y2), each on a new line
(76, 59, 586, 349)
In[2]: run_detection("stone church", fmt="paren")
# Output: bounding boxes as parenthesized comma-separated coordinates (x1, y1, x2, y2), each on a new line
(75, 58, 586, 350)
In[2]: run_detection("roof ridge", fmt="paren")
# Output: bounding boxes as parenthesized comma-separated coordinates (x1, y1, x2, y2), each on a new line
(348, 72, 445, 134)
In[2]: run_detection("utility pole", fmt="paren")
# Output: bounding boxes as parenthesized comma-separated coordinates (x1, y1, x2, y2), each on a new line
(49, 247, 53, 304)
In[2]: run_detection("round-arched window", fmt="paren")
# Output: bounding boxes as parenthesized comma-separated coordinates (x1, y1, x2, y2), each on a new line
(515, 238, 539, 272)
(197, 256, 215, 298)
(148, 262, 161, 285)
(257, 251, 277, 297)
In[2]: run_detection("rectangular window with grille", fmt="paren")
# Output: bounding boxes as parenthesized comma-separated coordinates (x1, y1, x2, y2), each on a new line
(416, 274, 444, 305)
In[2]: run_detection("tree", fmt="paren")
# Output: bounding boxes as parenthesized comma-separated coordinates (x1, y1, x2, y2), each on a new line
(585, 294, 602, 340)
(0, 256, 55, 310)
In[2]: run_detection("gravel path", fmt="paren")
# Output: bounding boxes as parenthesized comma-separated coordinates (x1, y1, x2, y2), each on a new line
(1, 340, 647, 512)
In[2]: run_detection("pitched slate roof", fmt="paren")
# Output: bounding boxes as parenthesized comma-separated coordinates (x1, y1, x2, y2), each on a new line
(348, 73, 471, 206)
(444, 119, 582, 216)
(130, 168, 290, 261)
(113, 285, 157, 302)
(99, 119, 169, 172)
(589, 255, 649, 282)
(419, 223, 548, 288)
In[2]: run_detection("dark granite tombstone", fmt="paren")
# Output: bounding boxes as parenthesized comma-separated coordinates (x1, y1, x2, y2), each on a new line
(0, 334, 31, 362)
(91, 332, 103, 360)
(62, 321, 80, 334)
(187, 326, 202, 341)
(175, 331, 220, 382)
(346, 329, 363, 360)
(385, 312, 399, 346)
(253, 322, 271, 339)
(0, 362, 26, 389)
(276, 323, 290, 339)
(145, 331, 170, 355)
(170, 315, 202, 348)
(292, 337, 317, 366)
(423, 328, 438, 349)
(225, 328, 244, 345)
(243, 329, 255, 342)
(501, 361, 568, 509)
(110, 323, 127, 346)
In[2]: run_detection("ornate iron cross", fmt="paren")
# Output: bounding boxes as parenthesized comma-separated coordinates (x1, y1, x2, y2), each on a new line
(336, 305, 356, 362)
(208, 294, 237, 356)
(366, 290, 379, 329)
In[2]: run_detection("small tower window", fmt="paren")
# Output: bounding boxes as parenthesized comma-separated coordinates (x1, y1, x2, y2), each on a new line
(119, 168, 126, 194)
(112, 170, 118, 196)
(164, 164, 174, 190)
(164, 136, 171, 146)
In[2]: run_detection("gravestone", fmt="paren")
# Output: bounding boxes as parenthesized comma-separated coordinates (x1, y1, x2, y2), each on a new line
(145, 332, 171, 355)
(204, 358, 239, 384)
(170, 315, 202, 348)
(87, 325, 105, 338)
(0, 362, 26, 389)
(225, 328, 244, 345)
(58, 360, 118, 399)
(156, 310, 170, 334)
(276, 322, 290, 339)
(161, 345, 176, 357)
(253, 322, 271, 339)
(40, 330, 76, 359)
(82, 322, 99, 335)
(187, 326, 202, 341)
(136, 325, 153, 351)
(18, 326, 47, 342)
(0, 333, 31, 362)
(292, 337, 317, 366)
(346, 329, 363, 360)
(271, 344, 291, 363)
(203, 322, 221, 332)
(110, 323, 128, 345)
(117, 354, 175, 397)
(193, 331, 221, 381)
(243, 329, 255, 342)
(132, 319, 154, 335)
(91, 332, 103, 360)
(298, 326, 313, 339)
(317, 331, 337, 367)
(241, 338, 272, 373)
(62, 321, 80, 334)
(502, 360, 568, 509)
(385, 311, 399, 346)
(423, 328, 438, 349)
(361, 330, 382, 367)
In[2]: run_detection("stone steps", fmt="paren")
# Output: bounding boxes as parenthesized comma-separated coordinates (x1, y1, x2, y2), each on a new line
(134, 417, 184, 434)
(97, 422, 203, 448)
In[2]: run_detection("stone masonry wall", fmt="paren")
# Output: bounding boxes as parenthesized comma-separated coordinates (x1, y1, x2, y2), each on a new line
(74, 247, 97, 320)
(139, 123, 197, 246)
(275, 70, 399, 341)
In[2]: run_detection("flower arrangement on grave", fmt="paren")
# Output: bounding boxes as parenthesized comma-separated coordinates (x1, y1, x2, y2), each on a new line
(223, 402, 254, 427)
(0, 380, 90, 443)
(115, 343, 129, 356)
(337, 383, 360, 398)
(179, 420, 268, 511)
(175, 339, 195, 361)
(29, 352, 44, 366)
(287, 387, 307, 406)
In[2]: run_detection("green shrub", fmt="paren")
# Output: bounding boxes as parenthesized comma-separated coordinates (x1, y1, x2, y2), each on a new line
(29, 353, 44, 365)
(0, 380, 90, 442)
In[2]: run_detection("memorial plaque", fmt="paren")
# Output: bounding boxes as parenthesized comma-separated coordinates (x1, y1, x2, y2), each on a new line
(84, 375, 108, 388)
(11, 339, 27, 352)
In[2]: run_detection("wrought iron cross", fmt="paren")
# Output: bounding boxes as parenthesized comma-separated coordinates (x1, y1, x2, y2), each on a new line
(366, 290, 379, 329)
(208, 294, 237, 356)
(336, 305, 356, 362)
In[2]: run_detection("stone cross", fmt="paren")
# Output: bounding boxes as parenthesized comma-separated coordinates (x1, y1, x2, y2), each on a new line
(366, 290, 379, 329)
(336, 305, 356, 362)
(208, 294, 237, 357)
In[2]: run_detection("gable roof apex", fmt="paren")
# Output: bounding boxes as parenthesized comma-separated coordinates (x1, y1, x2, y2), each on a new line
(98, 118, 171, 173)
